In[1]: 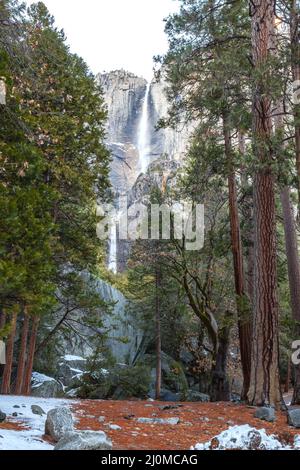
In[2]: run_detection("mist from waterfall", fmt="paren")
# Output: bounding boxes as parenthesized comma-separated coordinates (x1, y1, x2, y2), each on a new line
(137, 82, 151, 174)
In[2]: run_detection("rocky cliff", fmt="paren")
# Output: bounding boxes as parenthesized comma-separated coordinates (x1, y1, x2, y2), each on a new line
(98, 70, 193, 194)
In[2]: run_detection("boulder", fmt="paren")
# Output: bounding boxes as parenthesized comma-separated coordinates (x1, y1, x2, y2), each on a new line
(0, 411, 6, 423)
(31, 405, 45, 416)
(45, 407, 74, 442)
(54, 430, 112, 451)
(148, 388, 181, 402)
(187, 390, 210, 402)
(31, 372, 64, 398)
(254, 407, 276, 423)
(288, 409, 300, 428)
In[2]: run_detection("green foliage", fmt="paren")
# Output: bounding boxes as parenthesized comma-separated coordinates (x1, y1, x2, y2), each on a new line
(0, 1, 111, 359)
(78, 363, 151, 400)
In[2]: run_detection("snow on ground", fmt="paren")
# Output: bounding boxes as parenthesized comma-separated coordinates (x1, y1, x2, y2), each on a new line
(192, 424, 300, 450)
(0, 395, 74, 450)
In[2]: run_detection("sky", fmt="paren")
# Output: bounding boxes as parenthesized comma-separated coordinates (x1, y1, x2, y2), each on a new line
(25, 0, 179, 81)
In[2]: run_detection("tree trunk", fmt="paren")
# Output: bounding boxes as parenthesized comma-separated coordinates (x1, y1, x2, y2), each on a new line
(290, 0, 300, 405)
(1, 312, 17, 395)
(223, 114, 252, 400)
(273, 75, 300, 404)
(285, 360, 291, 394)
(15, 311, 30, 395)
(0, 311, 6, 330)
(155, 267, 162, 400)
(290, 0, 300, 207)
(210, 312, 231, 402)
(239, 133, 255, 304)
(22, 316, 39, 396)
(281, 187, 300, 404)
(247, 0, 281, 407)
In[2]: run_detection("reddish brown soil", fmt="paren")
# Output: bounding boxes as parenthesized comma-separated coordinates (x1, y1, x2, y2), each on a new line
(72, 400, 300, 450)
(0, 419, 28, 431)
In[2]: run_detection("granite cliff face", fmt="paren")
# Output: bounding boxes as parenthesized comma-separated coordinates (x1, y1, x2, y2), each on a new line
(98, 70, 192, 194)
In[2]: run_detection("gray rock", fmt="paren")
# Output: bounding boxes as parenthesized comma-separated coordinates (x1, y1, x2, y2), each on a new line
(45, 407, 74, 442)
(148, 388, 181, 402)
(12, 412, 18, 417)
(31, 372, 64, 398)
(288, 409, 300, 428)
(54, 430, 112, 451)
(137, 417, 179, 425)
(0, 411, 6, 423)
(31, 405, 45, 416)
(13, 405, 20, 409)
(254, 407, 276, 423)
(109, 424, 122, 430)
(187, 390, 210, 402)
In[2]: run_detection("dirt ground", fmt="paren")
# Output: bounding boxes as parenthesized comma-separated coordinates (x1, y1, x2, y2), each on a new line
(72, 399, 300, 450)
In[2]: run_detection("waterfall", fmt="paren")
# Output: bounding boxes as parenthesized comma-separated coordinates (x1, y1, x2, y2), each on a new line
(108, 82, 151, 273)
(108, 220, 117, 273)
(137, 82, 151, 174)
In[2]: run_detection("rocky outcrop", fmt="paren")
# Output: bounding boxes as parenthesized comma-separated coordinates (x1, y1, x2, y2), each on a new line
(57, 355, 86, 389)
(98, 70, 193, 194)
(31, 372, 64, 398)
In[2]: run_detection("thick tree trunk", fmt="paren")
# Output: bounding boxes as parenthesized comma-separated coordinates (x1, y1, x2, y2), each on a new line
(223, 115, 252, 400)
(15, 311, 30, 395)
(247, 0, 281, 407)
(155, 268, 162, 400)
(289, 0, 300, 405)
(1, 312, 17, 395)
(22, 316, 39, 396)
(290, 0, 300, 206)
(210, 313, 231, 402)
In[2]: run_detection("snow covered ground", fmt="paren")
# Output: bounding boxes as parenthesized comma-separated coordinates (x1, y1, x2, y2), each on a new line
(192, 424, 300, 451)
(0, 395, 74, 450)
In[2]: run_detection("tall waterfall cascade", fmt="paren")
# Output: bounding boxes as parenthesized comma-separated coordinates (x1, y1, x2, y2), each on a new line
(108, 220, 117, 274)
(137, 82, 151, 174)
(98, 70, 194, 274)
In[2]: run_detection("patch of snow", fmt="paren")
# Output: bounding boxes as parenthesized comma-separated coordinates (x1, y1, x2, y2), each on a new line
(294, 435, 300, 449)
(63, 355, 86, 362)
(31, 372, 56, 389)
(192, 425, 292, 451)
(0, 395, 74, 450)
